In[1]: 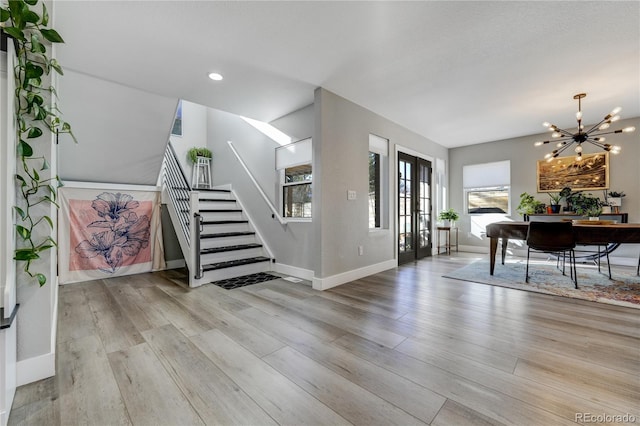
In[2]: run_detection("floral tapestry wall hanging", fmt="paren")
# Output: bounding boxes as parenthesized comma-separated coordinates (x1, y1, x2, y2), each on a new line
(58, 186, 165, 284)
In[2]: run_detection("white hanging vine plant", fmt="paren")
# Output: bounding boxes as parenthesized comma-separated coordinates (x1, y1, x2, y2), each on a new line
(1, 0, 76, 286)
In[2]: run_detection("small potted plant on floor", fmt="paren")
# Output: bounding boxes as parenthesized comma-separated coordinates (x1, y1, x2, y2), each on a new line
(438, 208, 459, 228)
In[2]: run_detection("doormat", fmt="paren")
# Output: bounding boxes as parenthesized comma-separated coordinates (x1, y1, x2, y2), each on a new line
(444, 259, 640, 309)
(211, 272, 280, 290)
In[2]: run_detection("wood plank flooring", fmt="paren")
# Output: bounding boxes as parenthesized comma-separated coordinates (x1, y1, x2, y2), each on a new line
(9, 254, 640, 425)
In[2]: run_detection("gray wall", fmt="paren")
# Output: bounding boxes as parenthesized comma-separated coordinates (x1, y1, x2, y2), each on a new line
(313, 88, 448, 278)
(449, 116, 640, 258)
(57, 70, 177, 185)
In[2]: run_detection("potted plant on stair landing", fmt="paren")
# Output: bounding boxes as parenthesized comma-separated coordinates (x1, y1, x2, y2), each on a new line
(187, 147, 213, 189)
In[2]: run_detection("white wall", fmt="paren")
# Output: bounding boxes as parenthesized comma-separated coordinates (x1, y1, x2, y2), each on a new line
(449, 116, 640, 261)
(57, 70, 177, 185)
(313, 88, 449, 288)
(207, 107, 315, 272)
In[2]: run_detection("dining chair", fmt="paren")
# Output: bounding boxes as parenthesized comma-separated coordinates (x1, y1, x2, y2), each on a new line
(526, 221, 578, 288)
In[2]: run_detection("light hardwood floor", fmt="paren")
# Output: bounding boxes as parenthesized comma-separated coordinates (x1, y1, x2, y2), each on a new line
(9, 253, 640, 425)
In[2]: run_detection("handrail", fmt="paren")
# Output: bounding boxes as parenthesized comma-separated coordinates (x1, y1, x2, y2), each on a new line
(168, 141, 192, 191)
(227, 141, 287, 226)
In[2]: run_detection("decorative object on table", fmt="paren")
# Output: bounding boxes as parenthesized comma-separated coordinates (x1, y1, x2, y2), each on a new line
(188, 147, 213, 189)
(533, 93, 635, 161)
(607, 191, 625, 213)
(570, 192, 604, 218)
(516, 192, 546, 217)
(548, 192, 562, 213)
(537, 152, 609, 192)
(437, 208, 459, 228)
(443, 259, 640, 309)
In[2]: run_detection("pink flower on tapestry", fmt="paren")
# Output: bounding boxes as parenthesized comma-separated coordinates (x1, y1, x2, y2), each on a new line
(69, 192, 152, 273)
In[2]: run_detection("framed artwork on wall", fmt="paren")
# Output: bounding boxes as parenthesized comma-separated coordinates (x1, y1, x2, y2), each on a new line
(537, 152, 609, 192)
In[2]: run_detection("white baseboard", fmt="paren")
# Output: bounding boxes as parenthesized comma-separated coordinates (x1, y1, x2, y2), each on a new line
(274, 263, 314, 281)
(17, 351, 55, 387)
(312, 259, 397, 291)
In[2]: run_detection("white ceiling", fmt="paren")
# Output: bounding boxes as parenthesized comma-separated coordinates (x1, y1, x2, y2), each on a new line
(54, 1, 640, 148)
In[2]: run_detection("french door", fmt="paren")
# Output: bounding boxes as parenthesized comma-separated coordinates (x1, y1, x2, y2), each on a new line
(398, 152, 432, 264)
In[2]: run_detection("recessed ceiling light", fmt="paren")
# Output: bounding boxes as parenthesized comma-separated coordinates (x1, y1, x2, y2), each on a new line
(208, 72, 223, 81)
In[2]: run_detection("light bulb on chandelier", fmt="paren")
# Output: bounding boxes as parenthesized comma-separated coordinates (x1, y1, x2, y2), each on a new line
(533, 93, 635, 162)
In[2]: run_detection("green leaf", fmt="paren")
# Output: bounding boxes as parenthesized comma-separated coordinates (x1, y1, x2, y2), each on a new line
(23, 10, 39, 23)
(27, 127, 43, 138)
(41, 3, 48, 26)
(50, 59, 63, 75)
(30, 33, 46, 53)
(43, 195, 59, 208)
(24, 0, 38, 6)
(40, 28, 64, 43)
(37, 245, 53, 252)
(47, 184, 56, 195)
(25, 62, 44, 79)
(8, 1, 26, 27)
(43, 215, 54, 229)
(17, 140, 33, 157)
(13, 206, 27, 220)
(14, 249, 40, 261)
(1, 8, 10, 22)
(41, 158, 50, 171)
(15, 174, 27, 187)
(36, 273, 46, 286)
(62, 122, 71, 131)
(16, 225, 31, 240)
(33, 168, 40, 181)
(2, 26, 25, 41)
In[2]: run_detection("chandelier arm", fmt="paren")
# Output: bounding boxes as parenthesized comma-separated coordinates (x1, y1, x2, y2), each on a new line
(553, 127, 574, 137)
(588, 129, 624, 137)
(586, 139, 607, 150)
(584, 118, 609, 134)
(554, 141, 575, 157)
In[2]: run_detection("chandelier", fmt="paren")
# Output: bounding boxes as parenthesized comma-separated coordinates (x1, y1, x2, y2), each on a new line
(534, 93, 635, 162)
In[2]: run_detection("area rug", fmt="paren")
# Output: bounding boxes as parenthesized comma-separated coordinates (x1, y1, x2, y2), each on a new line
(211, 272, 280, 290)
(444, 259, 640, 309)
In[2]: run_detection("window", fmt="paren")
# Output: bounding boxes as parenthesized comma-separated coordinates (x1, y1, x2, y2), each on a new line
(276, 138, 312, 219)
(283, 164, 312, 218)
(463, 160, 510, 214)
(369, 134, 389, 229)
(171, 100, 182, 136)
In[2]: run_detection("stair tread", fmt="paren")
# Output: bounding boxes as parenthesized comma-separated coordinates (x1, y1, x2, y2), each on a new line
(203, 256, 270, 271)
(199, 209, 243, 212)
(201, 231, 256, 239)
(201, 243, 262, 254)
(197, 188, 231, 193)
(200, 199, 237, 203)
(202, 220, 248, 224)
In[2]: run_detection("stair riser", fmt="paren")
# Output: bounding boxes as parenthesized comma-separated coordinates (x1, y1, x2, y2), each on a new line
(202, 223, 251, 234)
(198, 192, 234, 201)
(200, 211, 244, 221)
(199, 200, 239, 208)
(197, 261, 271, 284)
(201, 236, 257, 249)
(201, 248, 265, 264)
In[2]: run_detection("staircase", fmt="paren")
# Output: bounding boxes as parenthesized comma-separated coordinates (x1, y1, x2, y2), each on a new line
(190, 188, 272, 284)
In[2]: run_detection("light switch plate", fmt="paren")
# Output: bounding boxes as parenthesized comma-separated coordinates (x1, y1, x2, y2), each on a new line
(347, 190, 356, 200)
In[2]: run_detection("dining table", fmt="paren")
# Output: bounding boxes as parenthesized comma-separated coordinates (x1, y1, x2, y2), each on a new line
(485, 221, 640, 275)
